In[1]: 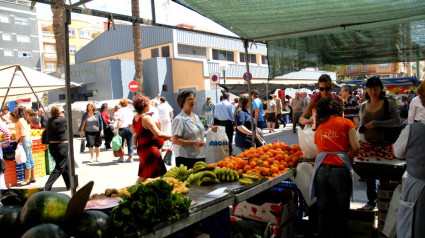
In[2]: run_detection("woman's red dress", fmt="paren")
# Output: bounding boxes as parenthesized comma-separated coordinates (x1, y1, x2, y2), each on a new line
(133, 115, 166, 178)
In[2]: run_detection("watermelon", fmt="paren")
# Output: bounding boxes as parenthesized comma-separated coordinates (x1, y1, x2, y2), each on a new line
(69, 210, 112, 238)
(0, 205, 22, 237)
(21, 223, 68, 238)
(19, 191, 70, 231)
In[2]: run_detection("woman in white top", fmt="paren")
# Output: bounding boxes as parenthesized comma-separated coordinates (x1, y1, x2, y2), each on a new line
(115, 98, 135, 162)
(265, 94, 277, 133)
(171, 90, 205, 168)
(408, 81, 425, 124)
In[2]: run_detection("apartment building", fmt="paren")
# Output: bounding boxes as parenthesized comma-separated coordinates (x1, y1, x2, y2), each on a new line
(0, 0, 41, 70)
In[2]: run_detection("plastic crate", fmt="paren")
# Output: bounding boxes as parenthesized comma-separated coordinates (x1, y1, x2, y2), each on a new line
(4, 160, 17, 187)
(34, 155, 46, 178)
(1, 141, 16, 153)
(271, 179, 309, 219)
(16, 163, 25, 182)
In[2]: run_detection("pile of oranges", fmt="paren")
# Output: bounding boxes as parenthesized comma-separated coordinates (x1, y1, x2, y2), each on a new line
(212, 142, 303, 179)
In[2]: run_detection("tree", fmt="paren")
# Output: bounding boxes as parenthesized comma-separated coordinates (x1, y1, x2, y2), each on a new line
(50, 0, 66, 72)
(132, 0, 144, 95)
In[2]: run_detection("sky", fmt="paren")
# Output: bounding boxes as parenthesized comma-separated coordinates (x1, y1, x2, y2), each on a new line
(36, 0, 236, 36)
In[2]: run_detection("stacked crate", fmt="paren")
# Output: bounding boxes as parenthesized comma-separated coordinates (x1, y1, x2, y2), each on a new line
(377, 182, 398, 233)
(32, 139, 46, 178)
(4, 159, 17, 187)
(16, 163, 25, 182)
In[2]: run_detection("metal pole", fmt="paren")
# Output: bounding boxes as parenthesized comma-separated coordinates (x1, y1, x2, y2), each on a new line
(216, 83, 218, 104)
(223, 70, 226, 85)
(244, 40, 256, 147)
(417, 60, 420, 82)
(64, 9, 78, 196)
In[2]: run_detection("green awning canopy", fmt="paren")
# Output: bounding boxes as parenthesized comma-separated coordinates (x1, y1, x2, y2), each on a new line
(174, 0, 425, 78)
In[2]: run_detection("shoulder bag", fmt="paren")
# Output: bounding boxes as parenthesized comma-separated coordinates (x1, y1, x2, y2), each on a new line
(41, 129, 49, 145)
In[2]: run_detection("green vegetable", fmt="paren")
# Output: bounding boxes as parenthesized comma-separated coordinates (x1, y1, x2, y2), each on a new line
(111, 180, 191, 237)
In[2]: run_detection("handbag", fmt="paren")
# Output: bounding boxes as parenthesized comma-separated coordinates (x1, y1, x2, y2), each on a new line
(383, 99, 402, 144)
(41, 129, 48, 145)
(0, 158, 6, 172)
(163, 143, 172, 166)
(113, 146, 124, 157)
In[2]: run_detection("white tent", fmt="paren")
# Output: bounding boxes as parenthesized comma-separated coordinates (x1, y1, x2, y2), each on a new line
(0, 65, 79, 105)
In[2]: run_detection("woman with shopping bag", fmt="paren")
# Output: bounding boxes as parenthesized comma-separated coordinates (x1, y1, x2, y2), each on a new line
(44, 105, 71, 191)
(310, 97, 360, 237)
(234, 94, 261, 151)
(11, 107, 36, 186)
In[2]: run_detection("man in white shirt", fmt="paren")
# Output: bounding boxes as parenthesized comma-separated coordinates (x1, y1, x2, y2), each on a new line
(154, 94, 161, 106)
(157, 97, 174, 134)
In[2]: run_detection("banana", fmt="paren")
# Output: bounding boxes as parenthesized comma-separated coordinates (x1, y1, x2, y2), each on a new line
(201, 171, 217, 179)
(242, 174, 260, 181)
(194, 161, 208, 167)
(187, 168, 193, 174)
(239, 178, 254, 185)
(200, 177, 218, 185)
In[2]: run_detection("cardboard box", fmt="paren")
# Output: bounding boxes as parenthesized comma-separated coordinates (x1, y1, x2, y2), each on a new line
(234, 199, 295, 225)
(348, 210, 375, 238)
(378, 190, 394, 199)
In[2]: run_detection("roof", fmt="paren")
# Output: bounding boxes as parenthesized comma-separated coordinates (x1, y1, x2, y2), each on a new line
(174, 0, 425, 77)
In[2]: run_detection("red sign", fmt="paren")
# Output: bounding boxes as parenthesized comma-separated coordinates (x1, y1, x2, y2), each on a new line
(129, 81, 139, 93)
(243, 72, 252, 81)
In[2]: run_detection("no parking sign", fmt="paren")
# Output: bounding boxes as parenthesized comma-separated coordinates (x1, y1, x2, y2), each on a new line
(210, 73, 219, 85)
(243, 72, 252, 81)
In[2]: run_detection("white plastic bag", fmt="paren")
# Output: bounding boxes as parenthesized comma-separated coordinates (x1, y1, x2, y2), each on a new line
(356, 127, 366, 142)
(298, 125, 318, 159)
(15, 144, 27, 164)
(205, 126, 229, 164)
(73, 142, 83, 168)
(291, 162, 317, 206)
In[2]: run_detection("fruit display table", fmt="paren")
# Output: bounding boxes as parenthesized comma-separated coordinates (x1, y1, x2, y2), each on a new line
(353, 157, 406, 181)
(140, 170, 294, 238)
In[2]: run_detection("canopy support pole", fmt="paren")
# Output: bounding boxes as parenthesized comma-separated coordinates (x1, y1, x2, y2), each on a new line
(18, 65, 49, 119)
(1, 66, 19, 110)
(417, 60, 420, 82)
(64, 9, 78, 196)
(244, 40, 256, 148)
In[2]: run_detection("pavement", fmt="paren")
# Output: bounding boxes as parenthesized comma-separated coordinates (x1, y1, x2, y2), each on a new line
(16, 123, 369, 209)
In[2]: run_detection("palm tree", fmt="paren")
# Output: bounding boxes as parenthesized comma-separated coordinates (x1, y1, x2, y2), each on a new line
(132, 0, 144, 95)
(50, 0, 66, 71)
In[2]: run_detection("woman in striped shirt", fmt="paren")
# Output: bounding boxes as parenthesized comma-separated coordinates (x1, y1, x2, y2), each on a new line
(0, 123, 11, 189)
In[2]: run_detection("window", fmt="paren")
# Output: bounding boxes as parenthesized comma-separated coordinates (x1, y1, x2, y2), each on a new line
(16, 35, 30, 43)
(46, 63, 56, 71)
(15, 17, 29, 26)
(361, 65, 368, 72)
(59, 94, 65, 100)
(177, 44, 207, 59)
(69, 28, 75, 37)
(261, 55, 268, 65)
(18, 51, 32, 59)
(212, 49, 234, 61)
(379, 63, 389, 69)
(69, 45, 77, 54)
(79, 29, 90, 38)
(151, 48, 159, 58)
(4, 49, 13, 57)
(0, 14, 9, 23)
(240, 53, 257, 63)
(162, 85, 168, 92)
(2, 33, 11, 41)
(45, 44, 55, 52)
(161, 46, 170, 57)
(347, 65, 359, 74)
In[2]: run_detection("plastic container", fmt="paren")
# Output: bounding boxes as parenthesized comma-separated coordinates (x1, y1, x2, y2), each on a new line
(16, 163, 25, 182)
(4, 160, 18, 187)
(272, 179, 309, 219)
(1, 141, 16, 153)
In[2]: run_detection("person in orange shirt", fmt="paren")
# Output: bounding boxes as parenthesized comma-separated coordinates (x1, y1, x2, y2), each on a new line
(310, 97, 360, 238)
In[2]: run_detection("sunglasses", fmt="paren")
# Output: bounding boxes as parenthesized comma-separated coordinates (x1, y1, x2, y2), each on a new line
(319, 87, 331, 91)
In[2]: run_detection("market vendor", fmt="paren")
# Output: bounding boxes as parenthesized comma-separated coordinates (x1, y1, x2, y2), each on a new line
(171, 90, 205, 168)
(358, 76, 402, 211)
(394, 120, 425, 238)
(300, 74, 343, 128)
(0, 106, 11, 124)
(310, 97, 360, 238)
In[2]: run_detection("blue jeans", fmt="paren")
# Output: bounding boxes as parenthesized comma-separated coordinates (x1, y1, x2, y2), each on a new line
(22, 139, 35, 170)
(118, 128, 133, 157)
(315, 165, 352, 238)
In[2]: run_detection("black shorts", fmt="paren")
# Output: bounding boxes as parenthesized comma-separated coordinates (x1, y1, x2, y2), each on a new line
(85, 131, 102, 147)
(265, 113, 276, 122)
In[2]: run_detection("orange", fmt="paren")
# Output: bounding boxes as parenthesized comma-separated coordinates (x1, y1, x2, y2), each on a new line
(217, 161, 225, 167)
(272, 173, 279, 178)
(227, 163, 235, 170)
(262, 161, 270, 168)
(250, 161, 257, 169)
(244, 165, 251, 172)
(288, 162, 294, 168)
(279, 165, 285, 171)
(261, 167, 271, 176)
(271, 166, 279, 174)
(237, 169, 243, 176)
(263, 147, 269, 152)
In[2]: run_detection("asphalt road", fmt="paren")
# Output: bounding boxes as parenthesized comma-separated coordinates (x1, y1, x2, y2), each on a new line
(21, 122, 368, 209)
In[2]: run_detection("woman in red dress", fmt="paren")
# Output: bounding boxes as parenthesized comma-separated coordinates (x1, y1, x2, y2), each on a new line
(131, 96, 172, 183)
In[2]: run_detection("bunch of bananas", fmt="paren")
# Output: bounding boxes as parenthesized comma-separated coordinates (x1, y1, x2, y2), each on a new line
(214, 167, 239, 182)
(164, 164, 193, 181)
(192, 161, 211, 173)
(143, 177, 189, 194)
(185, 171, 220, 186)
(238, 172, 262, 185)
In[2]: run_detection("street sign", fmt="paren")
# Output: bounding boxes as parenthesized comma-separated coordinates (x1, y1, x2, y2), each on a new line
(210, 73, 219, 85)
(243, 72, 252, 81)
(129, 80, 139, 93)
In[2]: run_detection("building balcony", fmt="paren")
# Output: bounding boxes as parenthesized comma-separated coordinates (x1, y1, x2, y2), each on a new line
(43, 52, 57, 59)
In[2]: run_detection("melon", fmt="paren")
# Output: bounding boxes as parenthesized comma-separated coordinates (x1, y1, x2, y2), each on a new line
(19, 191, 70, 231)
(70, 210, 112, 238)
(21, 223, 68, 238)
(0, 205, 22, 237)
